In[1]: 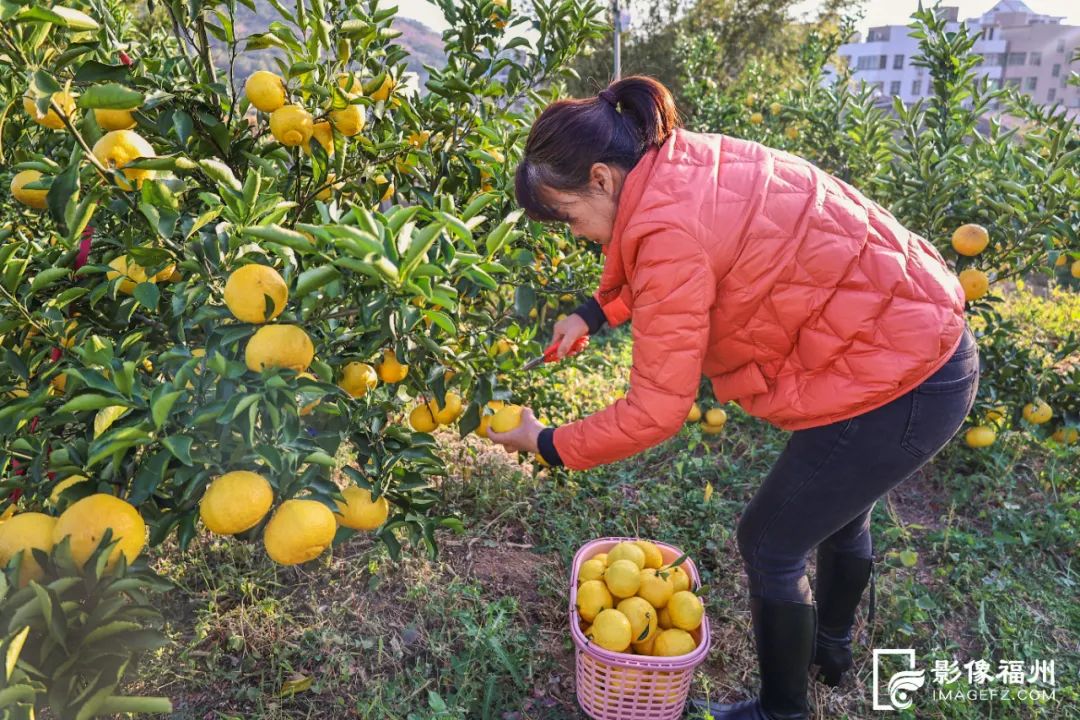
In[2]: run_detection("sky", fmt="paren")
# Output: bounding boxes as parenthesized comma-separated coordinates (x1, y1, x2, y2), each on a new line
(392, 0, 1080, 35)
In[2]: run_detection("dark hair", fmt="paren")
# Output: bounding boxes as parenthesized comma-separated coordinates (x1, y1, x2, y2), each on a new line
(514, 75, 680, 222)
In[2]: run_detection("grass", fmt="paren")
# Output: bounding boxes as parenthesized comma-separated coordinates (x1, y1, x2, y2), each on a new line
(135, 288, 1078, 719)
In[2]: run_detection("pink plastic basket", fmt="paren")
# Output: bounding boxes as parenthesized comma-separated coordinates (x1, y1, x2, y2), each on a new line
(570, 537, 711, 719)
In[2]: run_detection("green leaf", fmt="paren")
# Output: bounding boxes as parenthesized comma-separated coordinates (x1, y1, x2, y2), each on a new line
(899, 549, 919, 567)
(198, 158, 241, 192)
(151, 390, 181, 429)
(303, 452, 337, 467)
(294, 265, 340, 299)
(30, 267, 70, 293)
(132, 282, 159, 309)
(77, 84, 144, 110)
(242, 224, 314, 252)
(58, 394, 132, 413)
(162, 435, 194, 465)
(74, 61, 131, 83)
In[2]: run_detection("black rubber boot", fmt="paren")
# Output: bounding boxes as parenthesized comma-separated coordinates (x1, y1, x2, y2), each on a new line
(812, 546, 873, 687)
(690, 596, 816, 719)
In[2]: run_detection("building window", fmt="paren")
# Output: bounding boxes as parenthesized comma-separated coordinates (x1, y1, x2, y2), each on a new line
(1005, 77, 1021, 88)
(890, 80, 902, 96)
(912, 80, 922, 95)
(1007, 52, 1026, 66)
(893, 54, 904, 69)
(1057, 38, 1066, 52)
(1025, 77, 1038, 91)
(856, 55, 877, 70)
(982, 53, 1004, 66)
(868, 28, 890, 42)
(1052, 63, 1060, 77)
(1030, 51, 1041, 66)
(1048, 88, 1056, 103)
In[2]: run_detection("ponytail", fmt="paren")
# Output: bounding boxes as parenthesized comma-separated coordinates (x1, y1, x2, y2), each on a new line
(515, 75, 680, 222)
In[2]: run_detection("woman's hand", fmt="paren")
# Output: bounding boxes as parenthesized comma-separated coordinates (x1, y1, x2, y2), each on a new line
(487, 407, 544, 454)
(551, 312, 589, 360)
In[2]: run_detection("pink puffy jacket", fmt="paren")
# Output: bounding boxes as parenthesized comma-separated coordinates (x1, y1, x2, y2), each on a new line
(551, 129, 966, 471)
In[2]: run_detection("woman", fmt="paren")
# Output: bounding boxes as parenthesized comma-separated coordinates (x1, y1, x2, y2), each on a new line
(486, 76, 978, 719)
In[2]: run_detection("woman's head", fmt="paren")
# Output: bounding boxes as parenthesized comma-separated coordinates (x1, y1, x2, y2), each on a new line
(514, 76, 679, 244)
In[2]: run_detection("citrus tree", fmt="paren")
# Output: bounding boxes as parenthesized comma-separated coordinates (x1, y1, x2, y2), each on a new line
(0, 0, 605, 711)
(680, 8, 1080, 449)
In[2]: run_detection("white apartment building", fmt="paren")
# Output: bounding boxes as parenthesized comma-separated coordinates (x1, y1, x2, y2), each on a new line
(833, 1, 1080, 113)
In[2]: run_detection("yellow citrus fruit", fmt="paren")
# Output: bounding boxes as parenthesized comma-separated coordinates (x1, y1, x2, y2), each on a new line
(369, 74, 395, 102)
(653, 628, 697, 657)
(633, 540, 663, 569)
(658, 606, 673, 629)
(769, 101, 782, 115)
(375, 349, 408, 383)
(577, 579, 614, 623)
(608, 541, 646, 570)
(199, 471, 274, 535)
(374, 174, 395, 202)
(1054, 254, 1067, 267)
(592, 552, 608, 566)
(107, 255, 164, 294)
(704, 408, 728, 427)
(337, 72, 365, 96)
(476, 414, 492, 438)
(429, 392, 463, 424)
(340, 362, 378, 398)
(53, 494, 145, 570)
(668, 591, 704, 631)
(604, 558, 642, 598)
(245, 70, 287, 112)
(269, 104, 314, 146)
(578, 558, 606, 583)
(245, 325, 314, 373)
(662, 564, 691, 593)
(588, 608, 632, 652)
(964, 426, 996, 448)
(951, 224, 989, 256)
(94, 107, 136, 131)
(1072, 260, 1080, 279)
(958, 268, 989, 302)
(409, 403, 439, 432)
(638, 567, 675, 609)
(330, 102, 365, 136)
(1051, 427, 1079, 445)
(986, 405, 1007, 423)
(224, 264, 288, 323)
(0, 512, 56, 586)
(617, 596, 658, 644)
(333, 486, 389, 530)
(10, 170, 48, 209)
(93, 129, 156, 190)
(24, 90, 76, 129)
(1022, 401, 1052, 425)
(785, 125, 800, 140)
(749, 112, 764, 124)
(262, 499, 336, 565)
(686, 402, 702, 422)
(632, 634, 657, 656)
(308, 120, 334, 156)
(489, 404, 524, 433)
(49, 475, 87, 504)
(408, 130, 431, 147)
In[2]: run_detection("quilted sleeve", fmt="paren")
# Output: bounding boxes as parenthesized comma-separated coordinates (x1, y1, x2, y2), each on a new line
(552, 233, 715, 470)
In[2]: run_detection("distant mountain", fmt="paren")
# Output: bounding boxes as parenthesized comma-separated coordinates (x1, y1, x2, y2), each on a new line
(222, 2, 447, 85)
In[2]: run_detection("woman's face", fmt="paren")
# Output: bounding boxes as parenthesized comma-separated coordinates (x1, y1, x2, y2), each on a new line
(540, 163, 626, 245)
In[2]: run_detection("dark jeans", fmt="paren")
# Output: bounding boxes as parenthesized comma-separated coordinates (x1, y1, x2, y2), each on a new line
(736, 326, 979, 603)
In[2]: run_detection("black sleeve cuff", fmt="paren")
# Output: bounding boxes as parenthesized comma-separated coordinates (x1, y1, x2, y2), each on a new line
(538, 426, 564, 467)
(573, 297, 607, 335)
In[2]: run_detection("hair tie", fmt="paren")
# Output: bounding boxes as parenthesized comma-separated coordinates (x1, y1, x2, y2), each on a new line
(599, 89, 618, 108)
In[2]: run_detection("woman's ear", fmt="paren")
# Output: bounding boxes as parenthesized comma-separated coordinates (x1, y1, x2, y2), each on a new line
(590, 162, 614, 194)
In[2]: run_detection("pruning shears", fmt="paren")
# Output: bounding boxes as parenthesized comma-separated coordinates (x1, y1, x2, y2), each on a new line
(522, 335, 589, 371)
